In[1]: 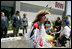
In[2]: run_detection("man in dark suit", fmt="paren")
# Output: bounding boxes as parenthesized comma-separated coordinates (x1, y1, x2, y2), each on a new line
(12, 11, 21, 37)
(1, 12, 9, 38)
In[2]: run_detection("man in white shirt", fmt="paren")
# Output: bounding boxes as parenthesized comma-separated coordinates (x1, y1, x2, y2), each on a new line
(54, 22, 71, 46)
(59, 26, 71, 39)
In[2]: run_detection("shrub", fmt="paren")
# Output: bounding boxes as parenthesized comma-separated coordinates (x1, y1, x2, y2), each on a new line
(8, 20, 13, 30)
(51, 20, 56, 26)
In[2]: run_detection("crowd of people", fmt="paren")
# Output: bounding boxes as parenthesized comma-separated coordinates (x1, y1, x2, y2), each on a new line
(1, 9, 71, 48)
(1, 11, 28, 38)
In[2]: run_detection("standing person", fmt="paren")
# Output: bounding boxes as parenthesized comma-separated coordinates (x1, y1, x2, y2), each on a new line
(55, 17, 62, 32)
(22, 13, 28, 35)
(44, 18, 51, 34)
(64, 16, 70, 27)
(12, 11, 21, 37)
(44, 18, 51, 25)
(44, 18, 51, 29)
(1, 12, 9, 38)
(29, 9, 51, 48)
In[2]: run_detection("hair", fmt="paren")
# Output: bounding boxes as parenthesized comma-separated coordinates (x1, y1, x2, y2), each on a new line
(1, 12, 4, 14)
(16, 11, 20, 14)
(64, 16, 68, 19)
(1, 12, 5, 16)
(32, 14, 45, 24)
(32, 9, 49, 24)
(23, 13, 27, 17)
(32, 16, 40, 24)
(57, 17, 61, 20)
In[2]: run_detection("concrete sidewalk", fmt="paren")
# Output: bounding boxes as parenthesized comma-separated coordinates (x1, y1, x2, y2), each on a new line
(1, 27, 71, 48)
(7, 29, 30, 34)
(1, 37, 32, 48)
(1, 36, 71, 48)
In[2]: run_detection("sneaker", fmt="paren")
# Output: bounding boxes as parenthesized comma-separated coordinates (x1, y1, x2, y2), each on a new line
(19, 33, 23, 36)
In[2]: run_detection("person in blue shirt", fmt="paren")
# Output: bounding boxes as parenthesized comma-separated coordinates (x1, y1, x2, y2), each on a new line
(11, 11, 21, 37)
(64, 16, 70, 27)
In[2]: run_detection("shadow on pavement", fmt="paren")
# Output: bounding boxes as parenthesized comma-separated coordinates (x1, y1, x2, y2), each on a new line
(6, 33, 14, 37)
(6, 33, 23, 38)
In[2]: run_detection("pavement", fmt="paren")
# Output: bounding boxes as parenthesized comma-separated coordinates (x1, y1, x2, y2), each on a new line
(1, 28, 71, 48)
(1, 37, 33, 48)
(1, 28, 35, 48)
(1, 36, 71, 48)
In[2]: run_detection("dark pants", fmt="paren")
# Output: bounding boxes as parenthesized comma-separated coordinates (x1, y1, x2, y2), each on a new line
(23, 26, 27, 34)
(53, 26, 61, 32)
(55, 33, 60, 40)
(58, 36, 67, 46)
(1, 27, 7, 38)
(13, 27, 19, 36)
(54, 33, 67, 46)
(56, 26, 61, 32)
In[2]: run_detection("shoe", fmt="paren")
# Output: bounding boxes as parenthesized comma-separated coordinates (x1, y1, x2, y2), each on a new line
(61, 44, 66, 47)
(19, 33, 22, 36)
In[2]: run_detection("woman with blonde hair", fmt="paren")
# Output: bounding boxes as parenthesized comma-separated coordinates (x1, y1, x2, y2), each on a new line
(22, 13, 28, 35)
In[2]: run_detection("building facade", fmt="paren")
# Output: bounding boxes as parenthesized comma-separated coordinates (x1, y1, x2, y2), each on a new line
(1, 1, 67, 26)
